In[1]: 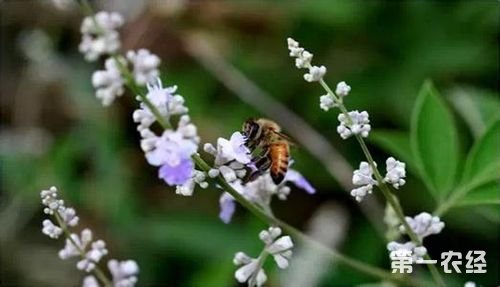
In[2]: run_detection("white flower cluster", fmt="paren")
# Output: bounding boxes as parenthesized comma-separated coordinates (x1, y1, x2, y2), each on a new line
(234, 227, 293, 286)
(350, 157, 406, 202)
(80, 12, 161, 106)
(58, 229, 108, 272)
(287, 38, 326, 82)
(337, 110, 371, 139)
(350, 161, 377, 202)
(388, 212, 445, 261)
(384, 157, 406, 189)
(83, 260, 139, 287)
(79, 11, 124, 61)
(90, 49, 161, 107)
(92, 58, 125, 106)
(40, 186, 139, 286)
(41, 186, 79, 238)
(108, 259, 140, 287)
(319, 81, 351, 111)
(400, 212, 445, 240)
(126, 49, 161, 86)
(387, 241, 427, 262)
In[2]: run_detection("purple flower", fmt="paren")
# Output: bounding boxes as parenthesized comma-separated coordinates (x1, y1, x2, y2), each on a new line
(159, 157, 194, 186)
(218, 181, 245, 223)
(285, 169, 316, 194)
(219, 193, 236, 224)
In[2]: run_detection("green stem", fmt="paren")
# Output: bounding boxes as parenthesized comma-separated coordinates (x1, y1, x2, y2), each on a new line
(54, 213, 112, 287)
(319, 79, 446, 287)
(76, 4, 426, 285)
(118, 65, 424, 286)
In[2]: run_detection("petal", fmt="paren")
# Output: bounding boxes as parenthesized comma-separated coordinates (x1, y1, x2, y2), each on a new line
(235, 261, 258, 283)
(286, 169, 316, 194)
(266, 236, 293, 254)
(273, 254, 290, 269)
(159, 158, 194, 186)
(219, 193, 236, 224)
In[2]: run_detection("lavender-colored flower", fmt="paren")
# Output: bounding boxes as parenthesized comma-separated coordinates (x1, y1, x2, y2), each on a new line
(159, 157, 194, 186)
(285, 169, 316, 194)
(219, 192, 236, 224)
(145, 131, 195, 166)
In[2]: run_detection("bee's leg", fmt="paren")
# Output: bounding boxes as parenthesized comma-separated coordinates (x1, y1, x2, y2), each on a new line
(244, 153, 271, 183)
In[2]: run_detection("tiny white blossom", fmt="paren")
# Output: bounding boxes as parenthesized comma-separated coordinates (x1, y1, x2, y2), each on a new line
(384, 157, 406, 189)
(79, 12, 124, 61)
(175, 170, 208, 196)
(387, 241, 427, 261)
(303, 65, 326, 82)
(400, 212, 445, 240)
(335, 81, 351, 97)
(337, 110, 371, 139)
(42, 219, 62, 239)
(233, 252, 267, 287)
(464, 282, 476, 287)
(287, 38, 303, 57)
(59, 229, 93, 260)
(319, 94, 336, 111)
(77, 240, 108, 272)
(92, 57, 125, 106)
(295, 51, 313, 69)
(350, 161, 377, 202)
(350, 185, 373, 202)
(259, 227, 294, 269)
(82, 276, 100, 287)
(108, 259, 139, 287)
(352, 162, 377, 186)
(41, 186, 65, 215)
(207, 168, 220, 178)
(219, 165, 237, 182)
(61, 207, 79, 227)
(126, 49, 161, 86)
(287, 38, 326, 82)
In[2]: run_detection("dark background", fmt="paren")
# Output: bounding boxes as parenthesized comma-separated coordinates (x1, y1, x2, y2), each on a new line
(0, 1, 498, 286)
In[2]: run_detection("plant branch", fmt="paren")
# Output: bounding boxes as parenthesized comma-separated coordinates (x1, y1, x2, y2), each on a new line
(183, 32, 386, 237)
(319, 79, 446, 287)
(54, 212, 112, 287)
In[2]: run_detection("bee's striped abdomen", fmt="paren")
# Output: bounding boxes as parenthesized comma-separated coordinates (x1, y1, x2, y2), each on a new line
(269, 142, 289, 184)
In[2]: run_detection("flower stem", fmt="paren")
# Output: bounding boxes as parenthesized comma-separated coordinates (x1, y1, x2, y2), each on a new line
(319, 79, 446, 287)
(117, 64, 424, 285)
(54, 212, 112, 287)
(77, 4, 427, 285)
(192, 155, 423, 287)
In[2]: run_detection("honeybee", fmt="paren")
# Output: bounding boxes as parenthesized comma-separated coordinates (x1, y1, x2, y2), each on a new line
(242, 118, 294, 184)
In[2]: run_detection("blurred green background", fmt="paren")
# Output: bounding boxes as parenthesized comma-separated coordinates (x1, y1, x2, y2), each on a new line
(1, 1, 498, 286)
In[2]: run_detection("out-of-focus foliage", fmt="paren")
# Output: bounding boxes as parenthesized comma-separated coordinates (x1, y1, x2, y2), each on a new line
(1, 1, 498, 286)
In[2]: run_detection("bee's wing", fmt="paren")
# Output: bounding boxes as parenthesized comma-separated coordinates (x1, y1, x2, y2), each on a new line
(271, 130, 298, 147)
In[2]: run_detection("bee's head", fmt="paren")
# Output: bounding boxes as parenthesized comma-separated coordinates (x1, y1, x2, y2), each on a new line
(242, 118, 260, 142)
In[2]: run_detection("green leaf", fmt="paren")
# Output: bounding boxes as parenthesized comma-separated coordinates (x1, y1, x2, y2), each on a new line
(369, 130, 419, 176)
(456, 181, 500, 206)
(448, 87, 500, 138)
(411, 80, 459, 198)
(462, 118, 500, 182)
